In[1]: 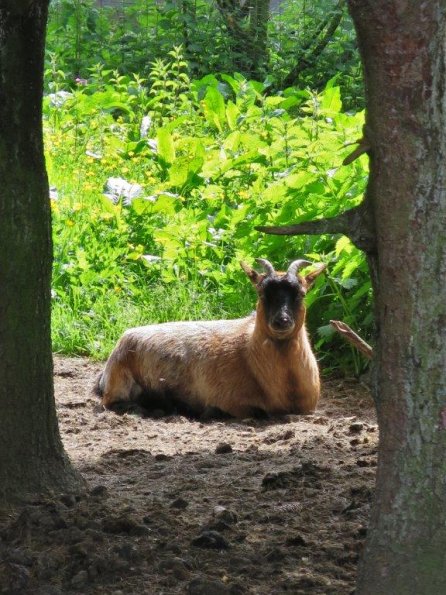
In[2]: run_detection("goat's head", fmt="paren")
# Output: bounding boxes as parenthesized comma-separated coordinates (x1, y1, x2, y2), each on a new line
(241, 258, 326, 340)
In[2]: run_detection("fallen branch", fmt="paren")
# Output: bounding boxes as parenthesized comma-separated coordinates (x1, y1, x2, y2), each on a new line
(330, 320, 373, 359)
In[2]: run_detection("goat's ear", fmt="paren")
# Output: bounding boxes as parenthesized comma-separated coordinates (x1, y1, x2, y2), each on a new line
(304, 263, 327, 288)
(240, 261, 261, 285)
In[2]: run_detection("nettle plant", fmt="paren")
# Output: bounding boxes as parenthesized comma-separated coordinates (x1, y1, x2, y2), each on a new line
(45, 53, 371, 373)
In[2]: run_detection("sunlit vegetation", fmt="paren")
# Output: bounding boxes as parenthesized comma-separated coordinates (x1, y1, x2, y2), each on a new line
(45, 42, 370, 373)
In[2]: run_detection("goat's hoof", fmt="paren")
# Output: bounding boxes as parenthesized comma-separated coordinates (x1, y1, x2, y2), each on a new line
(108, 401, 146, 416)
(250, 407, 270, 420)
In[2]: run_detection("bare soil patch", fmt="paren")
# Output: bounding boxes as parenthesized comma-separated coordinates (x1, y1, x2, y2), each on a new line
(0, 357, 376, 594)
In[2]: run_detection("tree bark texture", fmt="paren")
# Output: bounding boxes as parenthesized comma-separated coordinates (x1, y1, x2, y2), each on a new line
(347, 2, 446, 592)
(0, 1, 82, 504)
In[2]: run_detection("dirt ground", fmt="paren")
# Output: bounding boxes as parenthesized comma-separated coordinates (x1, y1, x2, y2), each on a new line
(0, 357, 377, 595)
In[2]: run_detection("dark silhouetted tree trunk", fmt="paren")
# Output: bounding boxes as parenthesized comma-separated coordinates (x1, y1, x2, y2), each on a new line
(257, 1, 446, 591)
(0, 1, 83, 504)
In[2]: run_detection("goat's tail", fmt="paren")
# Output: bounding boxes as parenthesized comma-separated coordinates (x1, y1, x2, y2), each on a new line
(93, 372, 104, 398)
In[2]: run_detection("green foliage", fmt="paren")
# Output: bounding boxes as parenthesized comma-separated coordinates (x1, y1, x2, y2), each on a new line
(46, 0, 233, 80)
(46, 0, 363, 109)
(268, 0, 363, 109)
(45, 54, 371, 373)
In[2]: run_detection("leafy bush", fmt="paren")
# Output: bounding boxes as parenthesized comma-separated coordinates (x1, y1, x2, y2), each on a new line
(268, 0, 363, 109)
(46, 0, 363, 108)
(45, 52, 371, 373)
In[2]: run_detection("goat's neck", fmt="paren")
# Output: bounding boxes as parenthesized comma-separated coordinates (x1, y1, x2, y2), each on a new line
(247, 307, 318, 412)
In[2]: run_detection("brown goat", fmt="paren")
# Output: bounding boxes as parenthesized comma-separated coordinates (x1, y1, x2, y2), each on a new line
(95, 259, 325, 418)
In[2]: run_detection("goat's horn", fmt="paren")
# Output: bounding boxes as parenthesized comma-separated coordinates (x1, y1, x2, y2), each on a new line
(255, 258, 275, 276)
(287, 259, 312, 277)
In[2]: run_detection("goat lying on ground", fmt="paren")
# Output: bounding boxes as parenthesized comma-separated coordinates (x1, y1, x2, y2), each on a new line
(95, 259, 325, 418)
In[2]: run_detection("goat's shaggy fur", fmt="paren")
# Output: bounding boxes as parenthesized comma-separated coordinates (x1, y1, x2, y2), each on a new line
(96, 259, 325, 418)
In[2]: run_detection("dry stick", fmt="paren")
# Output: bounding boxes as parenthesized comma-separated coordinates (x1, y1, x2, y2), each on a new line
(342, 136, 371, 165)
(330, 320, 373, 359)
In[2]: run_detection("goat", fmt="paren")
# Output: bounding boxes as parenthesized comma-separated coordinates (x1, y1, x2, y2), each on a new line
(95, 259, 325, 418)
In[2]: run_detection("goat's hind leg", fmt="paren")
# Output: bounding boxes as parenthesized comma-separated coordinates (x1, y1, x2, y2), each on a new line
(98, 360, 143, 414)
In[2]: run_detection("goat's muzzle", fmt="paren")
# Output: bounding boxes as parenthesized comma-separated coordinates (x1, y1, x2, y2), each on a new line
(268, 314, 296, 338)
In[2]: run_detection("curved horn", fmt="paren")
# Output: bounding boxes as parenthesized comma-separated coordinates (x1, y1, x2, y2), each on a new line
(287, 259, 312, 277)
(255, 258, 275, 277)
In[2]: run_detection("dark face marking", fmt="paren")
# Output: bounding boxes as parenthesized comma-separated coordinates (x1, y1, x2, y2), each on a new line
(258, 275, 305, 337)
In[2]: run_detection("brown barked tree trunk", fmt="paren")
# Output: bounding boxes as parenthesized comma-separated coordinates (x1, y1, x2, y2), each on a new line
(258, 1, 446, 592)
(350, 2, 446, 591)
(0, 1, 83, 504)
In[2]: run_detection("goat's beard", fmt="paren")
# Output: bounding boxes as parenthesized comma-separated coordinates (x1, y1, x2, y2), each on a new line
(267, 324, 296, 340)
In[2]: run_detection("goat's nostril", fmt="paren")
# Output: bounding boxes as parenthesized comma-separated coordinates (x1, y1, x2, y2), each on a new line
(273, 315, 292, 329)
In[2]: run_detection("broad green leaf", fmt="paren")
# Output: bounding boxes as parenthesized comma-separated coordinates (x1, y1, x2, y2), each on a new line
(203, 86, 226, 131)
(262, 182, 288, 203)
(286, 171, 314, 190)
(226, 100, 239, 130)
(151, 193, 180, 216)
(264, 96, 284, 107)
(102, 101, 132, 114)
(99, 195, 120, 214)
(320, 86, 342, 115)
(169, 156, 204, 187)
(157, 128, 175, 164)
(335, 236, 352, 256)
(224, 131, 241, 152)
(131, 198, 153, 215)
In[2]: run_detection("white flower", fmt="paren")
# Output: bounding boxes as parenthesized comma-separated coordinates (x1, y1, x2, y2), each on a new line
(208, 227, 224, 240)
(47, 91, 72, 108)
(147, 139, 158, 152)
(140, 115, 152, 138)
(86, 150, 103, 159)
(276, 168, 293, 179)
(103, 177, 143, 205)
(142, 254, 162, 263)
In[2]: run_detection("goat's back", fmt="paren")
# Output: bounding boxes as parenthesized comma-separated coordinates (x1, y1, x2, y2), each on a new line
(101, 315, 262, 415)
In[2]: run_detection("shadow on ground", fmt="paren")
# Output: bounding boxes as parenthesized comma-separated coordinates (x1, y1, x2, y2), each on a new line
(0, 357, 377, 594)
